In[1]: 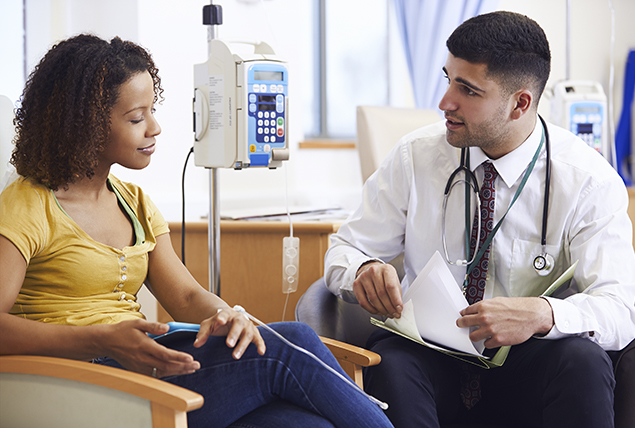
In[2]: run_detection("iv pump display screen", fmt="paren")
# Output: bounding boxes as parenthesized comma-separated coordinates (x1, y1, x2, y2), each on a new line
(254, 70, 283, 81)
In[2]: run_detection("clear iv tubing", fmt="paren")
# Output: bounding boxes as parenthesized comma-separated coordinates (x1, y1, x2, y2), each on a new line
(282, 165, 292, 321)
(232, 305, 389, 410)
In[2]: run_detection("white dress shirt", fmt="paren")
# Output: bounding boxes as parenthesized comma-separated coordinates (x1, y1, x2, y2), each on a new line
(325, 118, 635, 351)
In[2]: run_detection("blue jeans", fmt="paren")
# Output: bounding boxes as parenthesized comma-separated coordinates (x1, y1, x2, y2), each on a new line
(97, 322, 393, 428)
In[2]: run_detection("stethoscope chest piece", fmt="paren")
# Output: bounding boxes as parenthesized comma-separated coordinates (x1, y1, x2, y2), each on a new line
(533, 252, 555, 276)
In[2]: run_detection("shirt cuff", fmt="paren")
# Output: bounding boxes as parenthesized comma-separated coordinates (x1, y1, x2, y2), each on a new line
(537, 296, 593, 340)
(339, 257, 385, 303)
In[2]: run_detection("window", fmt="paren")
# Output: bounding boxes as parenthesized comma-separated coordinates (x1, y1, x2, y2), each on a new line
(303, 0, 411, 140)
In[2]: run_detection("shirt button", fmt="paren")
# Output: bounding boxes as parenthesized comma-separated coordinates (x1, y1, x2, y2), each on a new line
(121, 274, 127, 281)
(120, 256, 126, 262)
(119, 293, 126, 301)
(121, 266, 127, 272)
(117, 283, 124, 288)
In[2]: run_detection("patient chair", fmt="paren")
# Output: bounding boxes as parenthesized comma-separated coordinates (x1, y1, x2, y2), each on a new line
(0, 291, 382, 428)
(0, 340, 381, 427)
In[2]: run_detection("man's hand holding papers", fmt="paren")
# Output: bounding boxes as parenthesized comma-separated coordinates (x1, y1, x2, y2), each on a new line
(370, 251, 578, 368)
(377, 251, 486, 358)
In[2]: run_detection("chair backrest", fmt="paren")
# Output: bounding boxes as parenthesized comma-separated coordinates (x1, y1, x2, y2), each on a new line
(356, 105, 441, 182)
(295, 277, 383, 348)
(0, 95, 16, 179)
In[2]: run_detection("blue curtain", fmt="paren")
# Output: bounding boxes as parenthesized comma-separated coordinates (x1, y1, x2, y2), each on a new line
(615, 49, 634, 186)
(392, 0, 498, 110)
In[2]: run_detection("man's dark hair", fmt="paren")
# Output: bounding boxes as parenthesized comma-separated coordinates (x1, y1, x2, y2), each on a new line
(11, 34, 163, 190)
(446, 11, 551, 103)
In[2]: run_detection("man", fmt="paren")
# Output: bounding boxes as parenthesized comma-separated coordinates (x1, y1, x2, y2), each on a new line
(325, 11, 635, 428)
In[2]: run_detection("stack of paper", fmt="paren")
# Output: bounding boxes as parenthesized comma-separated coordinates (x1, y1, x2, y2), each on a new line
(371, 251, 577, 368)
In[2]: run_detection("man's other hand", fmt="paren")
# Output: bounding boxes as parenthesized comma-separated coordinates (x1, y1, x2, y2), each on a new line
(457, 296, 555, 348)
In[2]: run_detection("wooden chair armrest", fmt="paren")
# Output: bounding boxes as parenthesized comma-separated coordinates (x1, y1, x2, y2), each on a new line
(319, 336, 381, 367)
(0, 355, 203, 412)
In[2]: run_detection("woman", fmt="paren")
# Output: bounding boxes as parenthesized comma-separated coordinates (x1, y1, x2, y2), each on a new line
(0, 34, 393, 428)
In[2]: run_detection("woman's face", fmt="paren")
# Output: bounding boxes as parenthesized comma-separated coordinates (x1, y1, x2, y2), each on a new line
(100, 71, 161, 170)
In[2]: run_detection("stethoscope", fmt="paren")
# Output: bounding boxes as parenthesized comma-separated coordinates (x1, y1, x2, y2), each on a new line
(441, 115, 554, 281)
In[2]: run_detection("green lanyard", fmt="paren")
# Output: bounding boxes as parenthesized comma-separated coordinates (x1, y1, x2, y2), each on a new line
(463, 129, 546, 289)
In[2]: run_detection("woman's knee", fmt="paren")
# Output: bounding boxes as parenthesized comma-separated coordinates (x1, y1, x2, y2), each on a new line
(264, 322, 320, 343)
(260, 322, 329, 357)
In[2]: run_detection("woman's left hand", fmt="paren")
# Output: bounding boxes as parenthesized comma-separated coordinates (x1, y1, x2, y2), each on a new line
(193, 307, 266, 359)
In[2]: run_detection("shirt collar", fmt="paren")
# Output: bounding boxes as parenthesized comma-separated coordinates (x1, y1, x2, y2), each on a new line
(468, 116, 543, 189)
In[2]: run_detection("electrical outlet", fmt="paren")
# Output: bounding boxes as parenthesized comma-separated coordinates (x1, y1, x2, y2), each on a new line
(282, 236, 300, 293)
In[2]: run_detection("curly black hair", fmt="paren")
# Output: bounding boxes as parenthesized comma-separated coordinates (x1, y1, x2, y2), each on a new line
(447, 11, 551, 103)
(11, 34, 163, 190)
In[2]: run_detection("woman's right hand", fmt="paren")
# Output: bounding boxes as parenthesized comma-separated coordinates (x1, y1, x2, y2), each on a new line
(97, 319, 201, 378)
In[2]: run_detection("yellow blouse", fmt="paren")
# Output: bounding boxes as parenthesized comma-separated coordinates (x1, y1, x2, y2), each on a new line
(0, 175, 169, 325)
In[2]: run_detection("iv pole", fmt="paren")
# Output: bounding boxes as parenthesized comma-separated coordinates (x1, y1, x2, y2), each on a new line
(203, 2, 223, 296)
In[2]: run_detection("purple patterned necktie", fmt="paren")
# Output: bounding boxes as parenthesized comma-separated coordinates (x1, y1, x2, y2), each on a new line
(465, 162, 498, 305)
(460, 161, 498, 409)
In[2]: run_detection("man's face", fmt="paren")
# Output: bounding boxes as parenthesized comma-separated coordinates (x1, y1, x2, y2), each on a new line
(438, 54, 515, 159)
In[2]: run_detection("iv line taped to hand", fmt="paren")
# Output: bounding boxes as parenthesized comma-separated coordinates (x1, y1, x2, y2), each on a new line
(232, 305, 389, 410)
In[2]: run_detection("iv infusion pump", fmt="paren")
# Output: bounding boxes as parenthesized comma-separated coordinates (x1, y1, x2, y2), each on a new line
(550, 80, 608, 157)
(193, 39, 289, 169)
